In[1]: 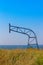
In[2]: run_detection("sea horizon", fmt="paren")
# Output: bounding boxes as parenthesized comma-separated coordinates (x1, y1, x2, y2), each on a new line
(0, 44, 43, 49)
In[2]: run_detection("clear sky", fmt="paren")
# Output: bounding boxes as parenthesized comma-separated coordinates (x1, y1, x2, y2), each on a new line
(0, 0, 43, 45)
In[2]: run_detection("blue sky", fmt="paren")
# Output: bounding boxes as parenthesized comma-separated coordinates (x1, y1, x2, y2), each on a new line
(0, 0, 43, 45)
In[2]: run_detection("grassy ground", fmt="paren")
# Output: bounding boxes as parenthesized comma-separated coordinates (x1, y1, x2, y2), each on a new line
(0, 48, 43, 65)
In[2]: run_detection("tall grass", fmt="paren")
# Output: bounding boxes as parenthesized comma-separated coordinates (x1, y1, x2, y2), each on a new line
(0, 49, 43, 65)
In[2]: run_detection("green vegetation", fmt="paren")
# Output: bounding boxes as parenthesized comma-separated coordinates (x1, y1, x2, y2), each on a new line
(0, 49, 43, 65)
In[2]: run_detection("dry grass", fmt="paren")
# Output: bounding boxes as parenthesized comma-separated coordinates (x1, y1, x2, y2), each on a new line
(0, 48, 43, 65)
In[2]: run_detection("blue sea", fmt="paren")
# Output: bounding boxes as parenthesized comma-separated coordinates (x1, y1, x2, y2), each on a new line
(0, 45, 43, 49)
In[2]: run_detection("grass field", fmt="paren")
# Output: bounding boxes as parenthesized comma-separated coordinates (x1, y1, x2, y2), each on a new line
(0, 48, 43, 65)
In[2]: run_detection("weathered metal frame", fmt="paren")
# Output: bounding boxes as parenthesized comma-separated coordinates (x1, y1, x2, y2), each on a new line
(9, 23, 39, 48)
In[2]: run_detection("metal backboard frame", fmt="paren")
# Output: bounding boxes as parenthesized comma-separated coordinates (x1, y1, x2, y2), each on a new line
(9, 23, 39, 49)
